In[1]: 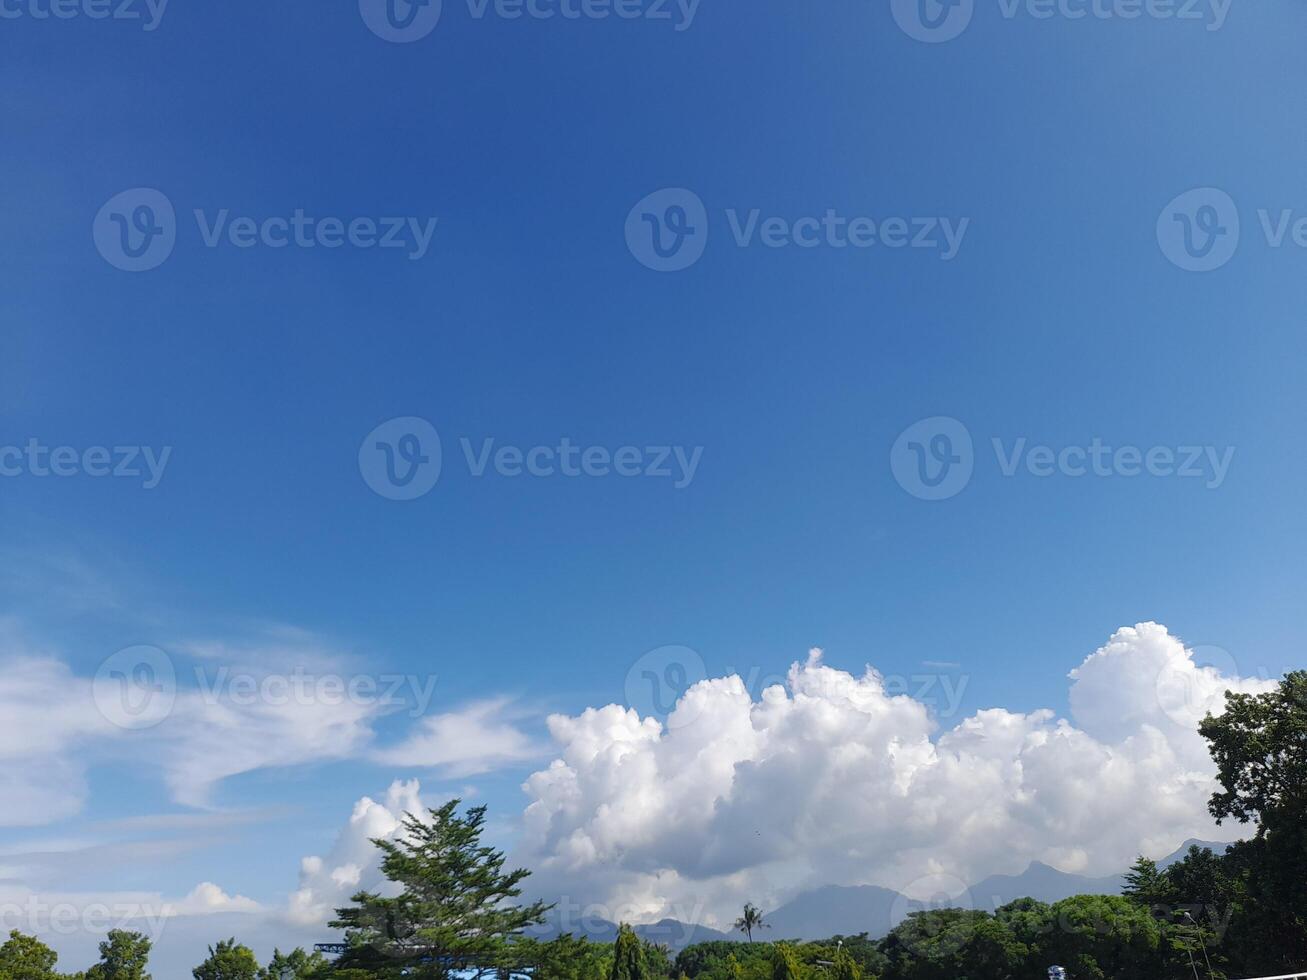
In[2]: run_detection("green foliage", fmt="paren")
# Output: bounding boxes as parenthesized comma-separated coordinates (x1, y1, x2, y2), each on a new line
(610, 926, 645, 980)
(85, 931, 151, 980)
(192, 939, 259, 980)
(828, 948, 862, 980)
(880, 908, 1024, 980)
(257, 948, 328, 980)
(1037, 895, 1161, 980)
(1196, 671, 1307, 974)
(531, 934, 610, 980)
(0, 931, 60, 980)
(330, 799, 551, 978)
(673, 941, 771, 980)
(769, 943, 803, 980)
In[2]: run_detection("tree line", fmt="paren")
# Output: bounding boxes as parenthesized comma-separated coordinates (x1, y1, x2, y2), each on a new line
(3, 670, 1303, 980)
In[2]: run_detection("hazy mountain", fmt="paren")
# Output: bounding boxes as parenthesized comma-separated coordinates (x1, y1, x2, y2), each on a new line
(528, 908, 732, 949)
(765, 884, 906, 941)
(535, 838, 1239, 948)
(752, 838, 1239, 941)
(967, 861, 1126, 909)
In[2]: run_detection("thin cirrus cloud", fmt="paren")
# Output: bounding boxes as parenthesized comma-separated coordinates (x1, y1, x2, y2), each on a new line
(371, 698, 545, 776)
(0, 622, 542, 824)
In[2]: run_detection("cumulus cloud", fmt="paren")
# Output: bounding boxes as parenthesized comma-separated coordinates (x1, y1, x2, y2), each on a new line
(288, 779, 426, 926)
(168, 882, 262, 916)
(373, 698, 543, 776)
(514, 623, 1278, 927)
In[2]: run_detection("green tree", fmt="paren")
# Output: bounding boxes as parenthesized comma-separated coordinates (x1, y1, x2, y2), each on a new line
(734, 905, 769, 944)
(1123, 857, 1175, 914)
(192, 940, 258, 980)
(1199, 672, 1307, 974)
(527, 934, 610, 980)
(85, 930, 151, 980)
(1037, 895, 1161, 980)
(330, 800, 551, 979)
(1201, 672, 1307, 830)
(829, 948, 863, 980)
(0, 931, 59, 980)
(610, 925, 644, 980)
(256, 948, 327, 980)
(770, 943, 804, 980)
(880, 909, 1024, 980)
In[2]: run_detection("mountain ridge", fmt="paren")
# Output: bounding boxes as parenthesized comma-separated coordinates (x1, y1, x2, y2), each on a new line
(530, 838, 1235, 949)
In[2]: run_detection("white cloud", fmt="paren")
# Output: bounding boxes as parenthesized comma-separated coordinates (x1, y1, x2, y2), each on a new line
(168, 882, 262, 916)
(0, 656, 113, 826)
(287, 779, 426, 926)
(514, 623, 1278, 927)
(372, 698, 543, 776)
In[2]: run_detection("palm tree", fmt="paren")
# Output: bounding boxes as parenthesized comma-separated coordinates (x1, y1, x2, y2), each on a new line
(733, 903, 769, 943)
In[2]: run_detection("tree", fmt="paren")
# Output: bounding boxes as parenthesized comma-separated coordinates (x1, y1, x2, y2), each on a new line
(257, 948, 327, 980)
(330, 800, 551, 979)
(1200, 671, 1307, 973)
(192, 940, 258, 980)
(1037, 895, 1161, 980)
(530, 934, 609, 980)
(1123, 857, 1175, 914)
(829, 948, 862, 980)
(0, 931, 59, 980)
(880, 909, 1025, 980)
(610, 925, 644, 980)
(769, 943, 804, 980)
(733, 905, 769, 944)
(85, 931, 151, 980)
(1201, 671, 1307, 831)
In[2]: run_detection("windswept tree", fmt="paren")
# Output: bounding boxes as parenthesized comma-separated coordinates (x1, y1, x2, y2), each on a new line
(733, 904, 768, 943)
(331, 799, 551, 979)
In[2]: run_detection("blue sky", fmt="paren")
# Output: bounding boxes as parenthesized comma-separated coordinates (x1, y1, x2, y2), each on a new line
(2, 0, 1307, 972)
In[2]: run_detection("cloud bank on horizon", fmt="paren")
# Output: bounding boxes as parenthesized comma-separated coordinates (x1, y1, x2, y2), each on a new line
(0, 620, 1280, 945)
(510, 622, 1273, 923)
(290, 622, 1277, 930)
